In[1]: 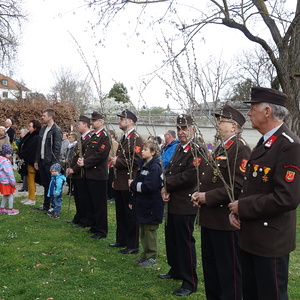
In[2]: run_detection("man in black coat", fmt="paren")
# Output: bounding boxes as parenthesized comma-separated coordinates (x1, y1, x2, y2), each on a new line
(77, 112, 111, 239)
(229, 87, 300, 300)
(66, 115, 91, 228)
(192, 105, 251, 300)
(160, 114, 205, 297)
(110, 109, 143, 253)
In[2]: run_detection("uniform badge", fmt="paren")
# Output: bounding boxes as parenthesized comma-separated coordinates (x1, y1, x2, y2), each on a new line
(100, 144, 105, 149)
(285, 170, 295, 182)
(192, 157, 202, 166)
(239, 159, 248, 173)
(134, 146, 141, 153)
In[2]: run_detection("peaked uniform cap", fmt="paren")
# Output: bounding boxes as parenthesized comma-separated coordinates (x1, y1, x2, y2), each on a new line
(78, 115, 90, 125)
(244, 87, 287, 107)
(214, 104, 246, 127)
(91, 111, 105, 120)
(117, 109, 137, 123)
(176, 114, 193, 126)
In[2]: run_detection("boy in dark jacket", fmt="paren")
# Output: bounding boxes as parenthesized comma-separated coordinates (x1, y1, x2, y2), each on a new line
(129, 141, 164, 268)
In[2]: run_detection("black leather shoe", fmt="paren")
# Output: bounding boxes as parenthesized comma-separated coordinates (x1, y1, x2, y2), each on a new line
(172, 288, 194, 296)
(158, 273, 172, 279)
(73, 224, 84, 228)
(119, 248, 139, 254)
(18, 188, 27, 192)
(109, 243, 125, 248)
(90, 234, 106, 239)
(33, 205, 47, 211)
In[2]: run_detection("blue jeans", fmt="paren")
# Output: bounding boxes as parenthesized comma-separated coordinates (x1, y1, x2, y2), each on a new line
(50, 196, 62, 215)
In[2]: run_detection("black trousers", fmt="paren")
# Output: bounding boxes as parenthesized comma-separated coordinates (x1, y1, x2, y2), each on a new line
(241, 250, 289, 300)
(201, 227, 242, 300)
(73, 179, 90, 227)
(38, 160, 51, 210)
(114, 189, 139, 249)
(107, 167, 115, 200)
(165, 213, 198, 292)
(85, 179, 108, 237)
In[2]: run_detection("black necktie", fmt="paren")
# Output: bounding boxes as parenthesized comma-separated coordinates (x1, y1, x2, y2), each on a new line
(255, 136, 264, 149)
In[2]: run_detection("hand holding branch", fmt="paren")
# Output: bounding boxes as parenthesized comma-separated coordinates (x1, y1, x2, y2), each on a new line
(228, 201, 241, 229)
(191, 191, 206, 207)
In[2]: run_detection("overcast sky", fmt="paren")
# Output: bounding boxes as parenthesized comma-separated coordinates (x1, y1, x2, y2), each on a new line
(16, 0, 256, 110)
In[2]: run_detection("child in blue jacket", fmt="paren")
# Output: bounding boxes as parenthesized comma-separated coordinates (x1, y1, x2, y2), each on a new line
(129, 141, 164, 268)
(47, 163, 66, 218)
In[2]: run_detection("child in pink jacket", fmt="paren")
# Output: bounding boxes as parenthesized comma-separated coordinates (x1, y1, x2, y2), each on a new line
(0, 144, 19, 215)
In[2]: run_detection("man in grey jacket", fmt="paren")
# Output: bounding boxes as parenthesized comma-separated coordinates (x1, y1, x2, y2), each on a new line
(34, 108, 62, 211)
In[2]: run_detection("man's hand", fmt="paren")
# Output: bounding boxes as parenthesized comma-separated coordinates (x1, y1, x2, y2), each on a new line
(161, 187, 170, 202)
(34, 162, 39, 170)
(228, 201, 241, 229)
(111, 156, 117, 166)
(77, 157, 84, 167)
(191, 191, 206, 207)
(66, 168, 74, 176)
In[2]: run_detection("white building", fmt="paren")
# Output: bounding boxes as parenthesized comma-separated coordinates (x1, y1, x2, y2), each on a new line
(0, 74, 30, 100)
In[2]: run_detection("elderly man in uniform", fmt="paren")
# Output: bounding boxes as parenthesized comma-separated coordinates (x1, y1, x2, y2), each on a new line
(110, 109, 143, 254)
(192, 104, 251, 300)
(78, 112, 111, 239)
(229, 87, 300, 300)
(66, 115, 91, 228)
(159, 114, 205, 297)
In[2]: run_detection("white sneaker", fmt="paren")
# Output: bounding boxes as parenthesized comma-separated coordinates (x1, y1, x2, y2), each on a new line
(23, 199, 36, 205)
(20, 198, 28, 203)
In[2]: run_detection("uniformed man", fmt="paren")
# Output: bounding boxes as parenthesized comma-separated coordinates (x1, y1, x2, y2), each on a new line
(192, 104, 251, 300)
(66, 115, 91, 228)
(77, 112, 111, 239)
(110, 109, 143, 254)
(159, 114, 205, 297)
(229, 87, 300, 300)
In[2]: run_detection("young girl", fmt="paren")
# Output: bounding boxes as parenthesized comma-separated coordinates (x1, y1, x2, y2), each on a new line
(0, 144, 19, 215)
(129, 141, 164, 268)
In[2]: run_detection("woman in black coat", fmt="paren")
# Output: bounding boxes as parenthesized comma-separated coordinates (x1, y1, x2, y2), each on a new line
(18, 120, 41, 206)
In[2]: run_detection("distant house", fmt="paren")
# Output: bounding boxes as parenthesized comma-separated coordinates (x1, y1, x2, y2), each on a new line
(0, 74, 31, 100)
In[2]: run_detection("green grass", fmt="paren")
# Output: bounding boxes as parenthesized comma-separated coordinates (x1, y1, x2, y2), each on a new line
(0, 182, 300, 299)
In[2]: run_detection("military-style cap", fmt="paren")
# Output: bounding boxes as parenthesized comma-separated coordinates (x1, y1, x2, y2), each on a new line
(91, 111, 105, 120)
(78, 115, 90, 125)
(244, 87, 287, 107)
(214, 104, 246, 127)
(176, 114, 193, 126)
(117, 109, 137, 123)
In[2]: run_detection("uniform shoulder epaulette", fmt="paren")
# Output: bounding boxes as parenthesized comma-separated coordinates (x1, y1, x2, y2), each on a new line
(103, 131, 107, 136)
(282, 132, 294, 143)
(238, 138, 247, 145)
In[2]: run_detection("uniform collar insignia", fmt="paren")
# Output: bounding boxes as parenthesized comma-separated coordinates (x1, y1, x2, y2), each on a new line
(264, 135, 277, 148)
(224, 140, 234, 149)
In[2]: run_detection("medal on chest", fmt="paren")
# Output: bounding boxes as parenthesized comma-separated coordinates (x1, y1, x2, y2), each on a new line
(252, 164, 259, 177)
(262, 167, 271, 182)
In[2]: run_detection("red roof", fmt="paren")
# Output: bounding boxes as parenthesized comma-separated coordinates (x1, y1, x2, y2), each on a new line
(0, 74, 30, 92)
